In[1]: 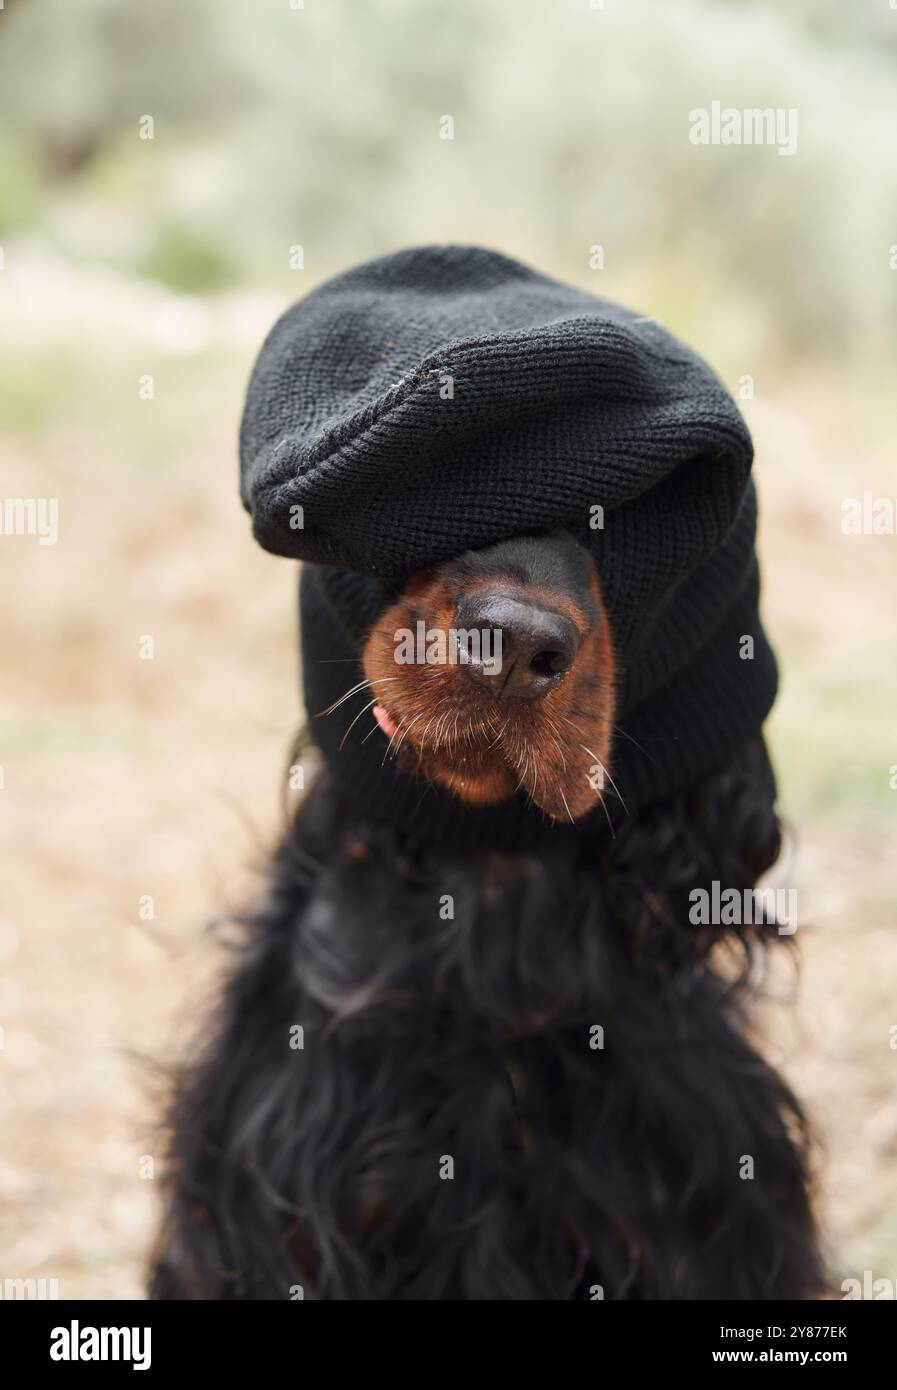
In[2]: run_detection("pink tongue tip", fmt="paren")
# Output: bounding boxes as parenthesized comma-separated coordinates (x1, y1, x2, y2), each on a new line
(373, 704, 398, 739)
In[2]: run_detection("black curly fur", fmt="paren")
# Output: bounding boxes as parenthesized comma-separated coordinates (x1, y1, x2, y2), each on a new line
(150, 737, 825, 1300)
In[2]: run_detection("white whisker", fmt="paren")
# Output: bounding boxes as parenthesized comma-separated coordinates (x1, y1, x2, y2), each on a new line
(580, 744, 629, 815)
(339, 697, 381, 750)
(319, 676, 398, 717)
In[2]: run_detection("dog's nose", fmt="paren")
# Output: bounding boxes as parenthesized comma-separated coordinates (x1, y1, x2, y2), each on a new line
(453, 593, 581, 700)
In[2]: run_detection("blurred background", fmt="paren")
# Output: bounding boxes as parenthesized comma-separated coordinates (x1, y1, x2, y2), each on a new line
(1, 0, 894, 1298)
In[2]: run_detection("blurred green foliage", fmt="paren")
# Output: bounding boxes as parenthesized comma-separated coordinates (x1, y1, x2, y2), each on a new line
(0, 0, 894, 370)
(137, 221, 240, 293)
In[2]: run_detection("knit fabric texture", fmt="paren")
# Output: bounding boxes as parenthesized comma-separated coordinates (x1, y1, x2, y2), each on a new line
(240, 245, 777, 851)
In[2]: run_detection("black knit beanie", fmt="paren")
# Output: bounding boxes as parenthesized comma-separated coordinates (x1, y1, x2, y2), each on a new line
(239, 246, 777, 853)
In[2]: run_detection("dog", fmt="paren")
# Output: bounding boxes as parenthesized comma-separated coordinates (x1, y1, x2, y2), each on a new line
(150, 527, 825, 1300)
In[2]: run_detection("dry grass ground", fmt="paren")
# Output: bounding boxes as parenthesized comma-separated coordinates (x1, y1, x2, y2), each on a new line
(1, 255, 894, 1298)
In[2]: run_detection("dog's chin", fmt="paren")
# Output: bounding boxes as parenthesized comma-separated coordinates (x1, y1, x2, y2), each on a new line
(372, 699, 605, 823)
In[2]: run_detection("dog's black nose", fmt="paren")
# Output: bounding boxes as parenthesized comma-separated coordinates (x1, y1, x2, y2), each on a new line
(453, 593, 581, 700)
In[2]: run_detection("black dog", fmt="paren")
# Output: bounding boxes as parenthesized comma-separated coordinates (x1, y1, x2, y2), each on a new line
(151, 530, 825, 1300)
